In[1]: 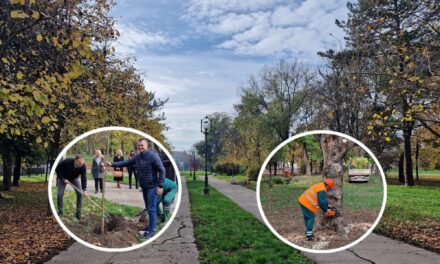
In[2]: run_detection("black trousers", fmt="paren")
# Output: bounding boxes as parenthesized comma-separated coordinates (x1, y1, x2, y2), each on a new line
(94, 178, 103, 191)
(128, 167, 138, 189)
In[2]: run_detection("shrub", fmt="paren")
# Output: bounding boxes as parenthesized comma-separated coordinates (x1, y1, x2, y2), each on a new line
(246, 165, 261, 181)
(350, 157, 370, 169)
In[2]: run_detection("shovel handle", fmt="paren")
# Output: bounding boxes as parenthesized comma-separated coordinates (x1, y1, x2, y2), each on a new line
(65, 180, 109, 216)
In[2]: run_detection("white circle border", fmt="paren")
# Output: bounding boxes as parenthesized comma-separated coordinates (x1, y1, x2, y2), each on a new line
(47, 126, 183, 252)
(256, 130, 387, 254)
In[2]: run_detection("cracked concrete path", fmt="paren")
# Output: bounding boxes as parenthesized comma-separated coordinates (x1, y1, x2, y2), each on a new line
(208, 176, 440, 264)
(46, 178, 199, 264)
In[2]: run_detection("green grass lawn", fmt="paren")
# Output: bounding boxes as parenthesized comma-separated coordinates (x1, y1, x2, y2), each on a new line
(214, 174, 248, 183)
(0, 175, 48, 184)
(376, 185, 440, 252)
(51, 188, 141, 222)
(211, 173, 257, 191)
(187, 179, 311, 264)
(386, 169, 440, 175)
(260, 174, 383, 212)
(180, 170, 208, 177)
(381, 185, 440, 222)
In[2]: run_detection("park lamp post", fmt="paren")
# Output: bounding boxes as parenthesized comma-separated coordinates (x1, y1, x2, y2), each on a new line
(201, 115, 211, 195)
(192, 149, 196, 181)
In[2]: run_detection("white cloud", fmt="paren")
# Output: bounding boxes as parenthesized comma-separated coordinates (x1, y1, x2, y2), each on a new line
(184, 0, 349, 58)
(112, 23, 172, 55)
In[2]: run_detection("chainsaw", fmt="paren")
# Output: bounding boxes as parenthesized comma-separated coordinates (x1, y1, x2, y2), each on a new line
(324, 207, 341, 218)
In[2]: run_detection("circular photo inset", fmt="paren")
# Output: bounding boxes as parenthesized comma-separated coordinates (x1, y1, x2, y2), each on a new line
(257, 130, 386, 253)
(48, 127, 181, 252)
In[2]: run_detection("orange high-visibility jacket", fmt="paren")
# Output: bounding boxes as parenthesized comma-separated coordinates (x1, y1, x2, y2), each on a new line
(298, 182, 327, 214)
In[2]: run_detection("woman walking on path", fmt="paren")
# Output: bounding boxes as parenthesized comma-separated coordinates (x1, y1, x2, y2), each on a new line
(113, 150, 124, 188)
(127, 150, 138, 189)
(92, 150, 105, 194)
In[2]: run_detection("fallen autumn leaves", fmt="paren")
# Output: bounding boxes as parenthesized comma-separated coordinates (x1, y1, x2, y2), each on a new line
(0, 180, 73, 264)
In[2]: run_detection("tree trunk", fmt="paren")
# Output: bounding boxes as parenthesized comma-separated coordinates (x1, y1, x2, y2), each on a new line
(290, 160, 294, 175)
(12, 152, 22, 186)
(2, 151, 13, 191)
(302, 143, 311, 176)
(317, 134, 354, 235)
(398, 151, 405, 184)
(415, 137, 419, 182)
(403, 125, 414, 186)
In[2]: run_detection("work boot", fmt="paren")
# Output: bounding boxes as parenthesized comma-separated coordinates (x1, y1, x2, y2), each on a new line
(162, 209, 170, 223)
(306, 234, 315, 241)
(75, 211, 81, 220)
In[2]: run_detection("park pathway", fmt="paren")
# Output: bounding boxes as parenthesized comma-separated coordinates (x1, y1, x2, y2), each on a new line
(208, 176, 440, 264)
(46, 178, 199, 264)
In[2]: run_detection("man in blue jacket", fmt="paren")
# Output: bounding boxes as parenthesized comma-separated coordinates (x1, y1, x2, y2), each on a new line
(109, 138, 165, 240)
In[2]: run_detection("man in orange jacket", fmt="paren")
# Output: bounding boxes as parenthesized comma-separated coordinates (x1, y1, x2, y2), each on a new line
(298, 178, 335, 241)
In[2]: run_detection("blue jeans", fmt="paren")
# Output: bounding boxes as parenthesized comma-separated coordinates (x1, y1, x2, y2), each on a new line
(142, 186, 157, 233)
(57, 178, 82, 215)
(300, 204, 315, 236)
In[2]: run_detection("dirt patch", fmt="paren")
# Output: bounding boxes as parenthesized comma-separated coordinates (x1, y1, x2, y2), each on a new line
(64, 214, 145, 248)
(265, 206, 379, 250)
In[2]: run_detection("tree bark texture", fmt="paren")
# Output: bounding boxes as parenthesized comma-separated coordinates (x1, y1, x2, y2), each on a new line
(317, 134, 354, 235)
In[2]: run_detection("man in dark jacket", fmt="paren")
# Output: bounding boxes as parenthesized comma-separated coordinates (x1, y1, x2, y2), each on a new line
(56, 154, 88, 220)
(160, 151, 176, 181)
(109, 138, 165, 240)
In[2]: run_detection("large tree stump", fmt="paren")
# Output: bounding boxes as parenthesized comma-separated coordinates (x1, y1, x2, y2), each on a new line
(316, 134, 354, 235)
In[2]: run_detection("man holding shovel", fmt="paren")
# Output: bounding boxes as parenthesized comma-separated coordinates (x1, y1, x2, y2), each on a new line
(107, 138, 165, 240)
(56, 154, 88, 220)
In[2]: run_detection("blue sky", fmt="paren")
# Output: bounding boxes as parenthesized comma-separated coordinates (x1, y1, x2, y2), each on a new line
(109, 0, 349, 151)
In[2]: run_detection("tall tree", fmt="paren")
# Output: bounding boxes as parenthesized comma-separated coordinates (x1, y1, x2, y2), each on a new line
(340, 0, 440, 185)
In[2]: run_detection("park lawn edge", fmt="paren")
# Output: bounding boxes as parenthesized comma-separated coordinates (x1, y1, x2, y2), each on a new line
(186, 179, 312, 264)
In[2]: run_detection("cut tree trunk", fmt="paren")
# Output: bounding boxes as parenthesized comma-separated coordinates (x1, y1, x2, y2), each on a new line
(317, 134, 354, 235)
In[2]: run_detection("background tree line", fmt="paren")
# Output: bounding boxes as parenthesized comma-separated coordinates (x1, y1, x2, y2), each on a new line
(194, 0, 439, 185)
(0, 0, 167, 194)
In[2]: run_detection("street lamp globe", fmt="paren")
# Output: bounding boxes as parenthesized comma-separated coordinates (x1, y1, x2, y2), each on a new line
(201, 115, 211, 132)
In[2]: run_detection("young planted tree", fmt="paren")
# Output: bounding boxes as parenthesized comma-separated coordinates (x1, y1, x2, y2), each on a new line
(318, 134, 354, 234)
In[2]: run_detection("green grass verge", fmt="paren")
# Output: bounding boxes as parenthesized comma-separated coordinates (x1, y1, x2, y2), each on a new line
(187, 180, 311, 264)
(51, 188, 141, 222)
(381, 185, 440, 222)
(260, 175, 383, 212)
